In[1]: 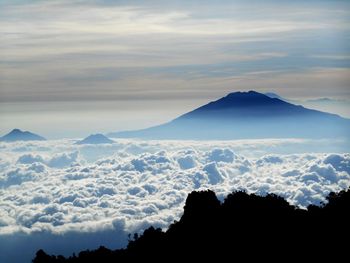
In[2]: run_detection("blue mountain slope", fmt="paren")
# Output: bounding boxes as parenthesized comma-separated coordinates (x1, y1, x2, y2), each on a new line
(0, 129, 46, 142)
(264, 92, 289, 102)
(109, 91, 350, 140)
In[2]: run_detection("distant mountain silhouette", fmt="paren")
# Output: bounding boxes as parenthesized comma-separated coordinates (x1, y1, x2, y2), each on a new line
(307, 97, 333, 102)
(33, 188, 350, 262)
(0, 129, 46, 142)
(76, 134, 114, 145)
(109, 91, 350, 139)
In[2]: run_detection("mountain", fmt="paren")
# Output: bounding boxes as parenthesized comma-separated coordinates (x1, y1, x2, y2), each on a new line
(0, 129, 46, 142)
(76, 134, 114, 145)
(108, 91, 350, 140)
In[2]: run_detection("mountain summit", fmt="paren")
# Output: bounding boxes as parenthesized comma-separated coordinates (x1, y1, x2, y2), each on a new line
(0, 129, 46, 142)
(109, 91, 350, 140)
(179, 91, 305, 119)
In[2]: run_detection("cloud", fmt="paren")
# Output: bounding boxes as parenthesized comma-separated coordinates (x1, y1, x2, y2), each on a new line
(17, 154, 45, 164)
(203, 162, 224, 185)
(0, 161, 47, 187)
(207, 148, 235, 163)
(177, 155, 197, 170)
(0, 138, 349, 262)
(47, 151, 79, 168)
(324, 153, 350, 173)
(256, 155, 283, 165)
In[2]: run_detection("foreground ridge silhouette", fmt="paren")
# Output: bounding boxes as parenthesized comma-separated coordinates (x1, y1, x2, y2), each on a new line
(33, 189, 350, 262)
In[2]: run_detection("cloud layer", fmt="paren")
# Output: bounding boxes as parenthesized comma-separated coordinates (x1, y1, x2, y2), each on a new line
(0, 138, 349, 262)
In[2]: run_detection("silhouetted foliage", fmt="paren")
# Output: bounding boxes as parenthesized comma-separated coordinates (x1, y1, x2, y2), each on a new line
(33, 188, 350, 262)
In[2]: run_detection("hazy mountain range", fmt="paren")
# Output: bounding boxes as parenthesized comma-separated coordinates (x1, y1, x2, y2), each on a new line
(1, 91, 349, 141)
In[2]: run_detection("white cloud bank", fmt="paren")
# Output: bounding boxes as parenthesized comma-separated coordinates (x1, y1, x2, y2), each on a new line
(0, 138, 349, 262)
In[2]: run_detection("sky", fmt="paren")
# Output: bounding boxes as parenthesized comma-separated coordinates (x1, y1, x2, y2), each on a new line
(0, 0, 350, 137)
(0, 2, 350, 261)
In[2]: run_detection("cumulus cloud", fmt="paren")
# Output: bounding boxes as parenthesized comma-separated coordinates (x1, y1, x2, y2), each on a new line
(207, 148, 235, 163)
(0, 139, 349, 263)
(177, 155, 197, 170)
(17, 154, 45, 164)
(203, 162, 224, 185)
(47, 151, 79, 168)
(256, 155, 283, 165)
(324, 153, 350, 173)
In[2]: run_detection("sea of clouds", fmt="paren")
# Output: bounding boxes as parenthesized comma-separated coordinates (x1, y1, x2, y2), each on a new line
(1, 138, 350, 262)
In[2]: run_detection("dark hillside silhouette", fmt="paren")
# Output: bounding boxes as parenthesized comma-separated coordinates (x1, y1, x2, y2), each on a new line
(33, 188, 350, 262)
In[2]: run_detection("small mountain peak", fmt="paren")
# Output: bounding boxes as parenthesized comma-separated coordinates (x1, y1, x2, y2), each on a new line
(76, 133, 114, 145)
(10, 128, 22, 133)
(0, 129, 46, 142)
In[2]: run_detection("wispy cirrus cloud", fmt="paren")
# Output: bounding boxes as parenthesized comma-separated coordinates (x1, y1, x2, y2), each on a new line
(1, 0, 350, 103)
